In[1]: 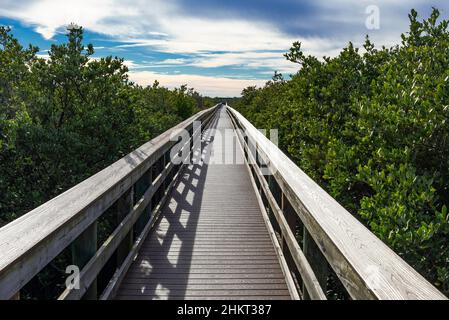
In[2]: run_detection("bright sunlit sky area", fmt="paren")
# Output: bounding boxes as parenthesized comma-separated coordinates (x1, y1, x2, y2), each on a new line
(1, 1, 448, 96)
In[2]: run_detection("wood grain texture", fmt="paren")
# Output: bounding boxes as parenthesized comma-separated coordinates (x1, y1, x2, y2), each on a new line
(227, 106, 446, 300)
(115, 108, 291, 300)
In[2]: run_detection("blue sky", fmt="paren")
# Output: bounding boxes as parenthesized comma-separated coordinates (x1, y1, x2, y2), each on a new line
(1, 1, 448, 96)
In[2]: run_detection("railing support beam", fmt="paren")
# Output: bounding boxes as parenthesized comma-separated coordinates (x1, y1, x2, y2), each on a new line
(116, 188, 134, 267)
(301, 228, 329, 299)
(135, 170, 152, 237)
(71, 221, 98, 299)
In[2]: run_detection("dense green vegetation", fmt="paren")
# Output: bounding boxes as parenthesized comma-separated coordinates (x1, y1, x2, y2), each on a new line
(0, 26, 212, 227)
(235, 9, 449, 295)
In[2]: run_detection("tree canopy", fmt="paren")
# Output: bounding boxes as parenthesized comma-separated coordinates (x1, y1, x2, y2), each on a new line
(235, 8, 449, 296)
(0, 26, 211, 227)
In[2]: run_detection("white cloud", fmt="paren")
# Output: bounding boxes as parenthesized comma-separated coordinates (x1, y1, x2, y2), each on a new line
(0, 0, 306, 81)
(0, 0, 344, 60)
(128, 71, 266, 97)
(2, 0, 446, 53)
(157, 58, 188, 65)
(123, 60, 138, 69)
(35, 53, 50, 60)
(110, 18, 300, 56)
(0, 0, 173, 39)
(2, 0, 447, 96)
(187, 39, 342, 74)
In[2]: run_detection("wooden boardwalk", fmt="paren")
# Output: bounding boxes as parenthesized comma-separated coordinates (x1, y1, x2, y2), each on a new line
(115, 108, 291, 300)
(2, 105, 445, 300)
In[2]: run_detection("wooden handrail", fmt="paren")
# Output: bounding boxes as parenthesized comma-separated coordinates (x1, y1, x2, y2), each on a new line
(0, 105, 219, 300)
(226, 106, 446, 300)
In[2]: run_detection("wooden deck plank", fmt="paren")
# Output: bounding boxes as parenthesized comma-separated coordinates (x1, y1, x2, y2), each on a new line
(120, 273, 287, 280)
(121, 278, 287, 284)
(115, 108, 291, 300)
(115, 295, 291, 300)
(120, 283, 288, 290)
(117, 289, 291, 297)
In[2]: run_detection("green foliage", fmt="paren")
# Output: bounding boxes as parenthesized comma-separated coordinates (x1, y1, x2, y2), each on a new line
(235, 8, 449, 296)
(0, 26, 203, 227)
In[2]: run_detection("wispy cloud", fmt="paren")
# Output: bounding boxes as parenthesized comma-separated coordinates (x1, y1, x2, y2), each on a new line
(2, 0, 448, 96)
(157, 58, 188, 65)
(0, 0, 170, 39)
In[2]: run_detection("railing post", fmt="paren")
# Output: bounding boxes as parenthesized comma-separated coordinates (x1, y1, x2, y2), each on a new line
(145, 169, 153, 220)
(135, 170, 152, 237)
(281, 194, 297, 252)
(161, 151, 168, 195)
(280, 193, 301, 293)
(116, 187, 134, 267)
(71, 220, 97, 299)
(255, 145, 260, 167)
(302, 228, 328, 299)
(244, 136, 248, 160)
(255, 146, 262, 193)
(189, 126, 194, 164)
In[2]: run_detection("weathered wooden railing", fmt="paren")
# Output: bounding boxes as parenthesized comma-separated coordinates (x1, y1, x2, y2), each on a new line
(226, 106, 446, 300)
(0, 105, 219, 300)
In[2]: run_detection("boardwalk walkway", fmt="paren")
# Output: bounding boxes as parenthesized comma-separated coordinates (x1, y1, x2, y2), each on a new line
(115, 108, 291, 300)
